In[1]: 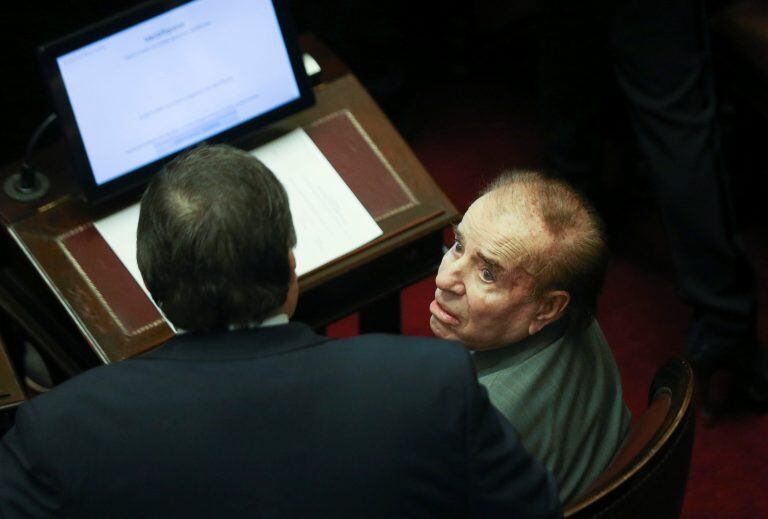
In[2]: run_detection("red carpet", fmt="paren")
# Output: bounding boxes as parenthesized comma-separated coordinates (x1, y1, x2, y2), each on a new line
(328, 74, 768, 517)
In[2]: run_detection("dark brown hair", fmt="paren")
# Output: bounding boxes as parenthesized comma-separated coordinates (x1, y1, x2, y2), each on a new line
(137, 144, 296, 330)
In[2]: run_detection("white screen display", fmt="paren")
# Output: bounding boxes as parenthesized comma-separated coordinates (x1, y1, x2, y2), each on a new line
(56, 0, 301, 186)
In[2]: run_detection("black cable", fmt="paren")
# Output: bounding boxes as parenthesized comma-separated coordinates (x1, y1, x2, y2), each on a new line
(18, 113, 58, 192)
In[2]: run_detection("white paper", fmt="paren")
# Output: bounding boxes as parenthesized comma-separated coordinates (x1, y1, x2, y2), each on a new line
(94, 128, 382, 302)
(93, 203, 145, 291)
(250, 129, 382, 276)
(302, 53, 321, 77)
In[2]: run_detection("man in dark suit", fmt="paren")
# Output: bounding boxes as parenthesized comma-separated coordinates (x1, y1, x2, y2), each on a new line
(0, 145, 561, 518)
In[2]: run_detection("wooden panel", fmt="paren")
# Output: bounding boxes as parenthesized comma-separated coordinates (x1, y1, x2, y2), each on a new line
(305, 110, 416, 220)
(0, 336, 24, 410)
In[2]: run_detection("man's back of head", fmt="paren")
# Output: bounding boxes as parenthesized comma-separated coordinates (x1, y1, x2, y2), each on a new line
(137, 144, 297, 330)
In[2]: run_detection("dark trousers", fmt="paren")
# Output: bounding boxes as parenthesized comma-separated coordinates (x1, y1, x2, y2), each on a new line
(538, 0, 757, 362)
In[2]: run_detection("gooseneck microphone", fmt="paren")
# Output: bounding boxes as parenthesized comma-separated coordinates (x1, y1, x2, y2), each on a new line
(3, 113, 57, 202)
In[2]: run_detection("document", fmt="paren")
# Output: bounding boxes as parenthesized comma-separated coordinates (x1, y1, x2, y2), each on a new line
(251, 129, 383, 275)
(94, 128, 382, 301)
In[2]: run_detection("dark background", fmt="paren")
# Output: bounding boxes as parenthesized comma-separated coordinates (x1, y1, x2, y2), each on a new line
(0, 1, 540, 166)
(1, 0, 765, 224)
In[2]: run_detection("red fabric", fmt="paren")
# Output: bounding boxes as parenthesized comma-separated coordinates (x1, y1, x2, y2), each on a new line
(62, 226, 162, 335)
(306, 111, 414, 221)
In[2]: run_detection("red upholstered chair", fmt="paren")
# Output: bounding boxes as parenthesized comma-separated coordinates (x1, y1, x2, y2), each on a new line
(564, 358, 695, 519)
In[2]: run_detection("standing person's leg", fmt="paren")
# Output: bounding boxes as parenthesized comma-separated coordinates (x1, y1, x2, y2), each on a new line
(537, 0, 611, 199)
(609, 0, 765, 412)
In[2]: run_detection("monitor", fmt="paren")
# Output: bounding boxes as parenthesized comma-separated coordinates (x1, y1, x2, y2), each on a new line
(38, 0, 314, 202)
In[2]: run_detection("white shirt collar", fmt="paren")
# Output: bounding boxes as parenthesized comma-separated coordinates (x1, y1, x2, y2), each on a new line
(258, 313, 290, 327)
(176, 314, 290, 335)
(226, 313, 289, 331)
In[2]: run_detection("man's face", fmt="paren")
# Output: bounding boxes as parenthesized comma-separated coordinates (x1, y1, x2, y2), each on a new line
(430, 193, 549, 350)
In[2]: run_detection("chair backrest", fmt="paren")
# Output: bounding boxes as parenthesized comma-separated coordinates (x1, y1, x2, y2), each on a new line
(564, 358, 695, 519)
(0, 332, 25, 411)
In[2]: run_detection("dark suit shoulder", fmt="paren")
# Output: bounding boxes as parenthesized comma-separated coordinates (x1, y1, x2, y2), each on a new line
(334, 334, 466, 357)
(326, 334, 469, 368)
(10, 362, 122, 431)
(298, 334, 476, 400)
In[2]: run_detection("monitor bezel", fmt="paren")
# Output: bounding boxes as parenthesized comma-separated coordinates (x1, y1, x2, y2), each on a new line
(37, 0, 314, 203)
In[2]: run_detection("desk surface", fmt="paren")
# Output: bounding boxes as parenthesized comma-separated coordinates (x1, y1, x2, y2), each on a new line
(0, 36, 457, 367)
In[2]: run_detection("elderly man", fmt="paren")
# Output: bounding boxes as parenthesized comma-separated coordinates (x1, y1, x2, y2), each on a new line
(0, 146, 561, 518)
(430, 170, 630, 503)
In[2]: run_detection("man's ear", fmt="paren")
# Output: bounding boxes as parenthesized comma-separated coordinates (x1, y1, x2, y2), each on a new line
(528, 290, 571, 335)
(282, 249, 300, 318)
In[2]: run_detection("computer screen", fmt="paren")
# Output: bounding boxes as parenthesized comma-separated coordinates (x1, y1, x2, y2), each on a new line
(39, 0, 313, 201)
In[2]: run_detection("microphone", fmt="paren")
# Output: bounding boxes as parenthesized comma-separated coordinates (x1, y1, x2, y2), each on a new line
(3, 113, 57, 202)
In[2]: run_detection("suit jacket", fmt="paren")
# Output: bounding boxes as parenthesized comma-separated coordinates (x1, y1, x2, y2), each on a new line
(0, 322, 561, 518)
(474, 319, 630, 504)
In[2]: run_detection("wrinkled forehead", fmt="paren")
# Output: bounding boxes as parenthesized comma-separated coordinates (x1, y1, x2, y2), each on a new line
(460, 191, 549, 269)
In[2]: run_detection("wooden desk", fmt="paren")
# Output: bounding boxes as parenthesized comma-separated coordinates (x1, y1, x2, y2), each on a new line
(0, 37, 457, 371)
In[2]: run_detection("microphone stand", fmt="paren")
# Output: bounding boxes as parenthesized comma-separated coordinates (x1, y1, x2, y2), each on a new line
(3, 113, 57, 202)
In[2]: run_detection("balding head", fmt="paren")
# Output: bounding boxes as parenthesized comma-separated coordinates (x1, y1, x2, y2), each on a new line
(430, 170, 606, 350)
(482, 170, 606, 329)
